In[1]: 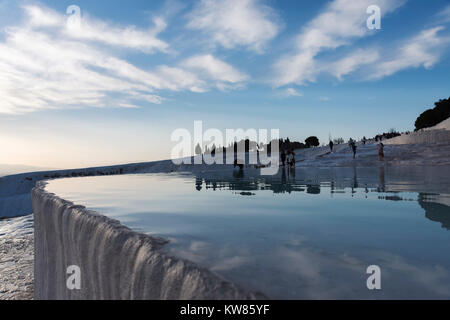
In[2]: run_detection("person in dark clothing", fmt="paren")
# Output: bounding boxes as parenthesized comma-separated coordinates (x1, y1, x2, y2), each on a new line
(329, 140, 334, 152)
(287, 149, 295, 168)
(351, 141, 357, 159)
(377, 142, 385, 161)
(280, 150, 287, 167)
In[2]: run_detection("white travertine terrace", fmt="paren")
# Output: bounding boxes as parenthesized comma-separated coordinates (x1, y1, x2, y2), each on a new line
(32, 181, 262, 300)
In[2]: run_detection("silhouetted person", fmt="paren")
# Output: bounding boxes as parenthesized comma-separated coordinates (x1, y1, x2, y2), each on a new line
(288, 149, 295, 168)
(351, 141, 357, 159)
(256, 144, 260, 165)
(377, 142, 385, 161)
(348, 138, 354, 150)
(362, 136, 367, 145)
(280, 150, 287, 167)
(329, 140, 334, 152)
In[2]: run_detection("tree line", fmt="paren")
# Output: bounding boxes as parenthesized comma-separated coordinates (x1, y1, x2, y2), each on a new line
(195, 136, 321, 156)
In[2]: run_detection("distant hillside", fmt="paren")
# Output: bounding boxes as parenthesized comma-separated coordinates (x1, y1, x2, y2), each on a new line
(0, 164, 56, 177)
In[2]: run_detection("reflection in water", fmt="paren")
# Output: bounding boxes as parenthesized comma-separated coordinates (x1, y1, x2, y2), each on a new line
(232, 167, 244, 179)
(378, 166, 385, 193)
(45, 166, 450, 299)
(193, 167, 450, 231)
(419, 194, 450, 230)
(193, 168, 450, 242)
(195, 177, 202, 191)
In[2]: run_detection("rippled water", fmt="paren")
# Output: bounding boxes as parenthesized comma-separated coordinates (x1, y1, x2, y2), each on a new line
(45, 166, 450, 299)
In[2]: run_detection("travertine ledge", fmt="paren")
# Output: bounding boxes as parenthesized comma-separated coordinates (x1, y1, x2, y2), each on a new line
(32, 181, 262, 300)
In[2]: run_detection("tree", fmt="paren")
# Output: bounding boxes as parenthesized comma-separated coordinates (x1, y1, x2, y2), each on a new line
(333, 137, 344, 144)
(305, 136, 320, 148)
(415, 97, 450, 131)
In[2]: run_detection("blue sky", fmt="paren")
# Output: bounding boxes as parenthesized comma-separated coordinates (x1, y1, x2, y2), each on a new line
(0, 0, 449, 168)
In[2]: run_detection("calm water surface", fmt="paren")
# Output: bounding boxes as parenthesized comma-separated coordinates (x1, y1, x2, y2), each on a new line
(45, 166, 450, 299)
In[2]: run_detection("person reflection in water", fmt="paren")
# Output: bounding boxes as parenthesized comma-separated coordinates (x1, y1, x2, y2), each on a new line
(233, 159, 244, 178)
(195, 177, 203, 191)
(351, 167, 358, 196)
(288, 165, 296, 178)
(378, 166, 385, 192)
(280, 149, 287, 167)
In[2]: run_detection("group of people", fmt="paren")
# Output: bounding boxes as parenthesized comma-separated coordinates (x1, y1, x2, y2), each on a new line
(280, 149, 296, 168)
(328, 137, 384, 161)
(349, 138, 385, 161)
(235, 136, 385, 175)
(329, 136, 368, 154)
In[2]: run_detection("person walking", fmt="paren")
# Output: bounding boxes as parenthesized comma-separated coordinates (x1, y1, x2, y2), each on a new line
(362, 136, 367, 145)
(377, 142, 385, 161)
(348, 138, 353, 150)
(351, 141, 357, 159)
(287, 149, 295, 168)
(329, 140, 334, 153)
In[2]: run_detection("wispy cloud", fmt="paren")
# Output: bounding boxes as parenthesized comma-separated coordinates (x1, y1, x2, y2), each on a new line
(272, 0, 405, 86)
(182, 54, 249, 90)
(368, 26, 450, 79)
(24, 5, 170, 53)
(319, 96, 331, 102)
(437, 4, 450, 23)
(186, 0, 281, 52)
(331, 25, 450, 81)
(282, 87, 303, 97)
(330, 49, 380, 81)
(307, 25, 450, 82)
(0, 5, 248, 114)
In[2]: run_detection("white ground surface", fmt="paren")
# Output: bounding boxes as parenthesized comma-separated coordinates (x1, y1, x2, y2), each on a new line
(425, 117, 450, 131)
(0, 214, 33, 300)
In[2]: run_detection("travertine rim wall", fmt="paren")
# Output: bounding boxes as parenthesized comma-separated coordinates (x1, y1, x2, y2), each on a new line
(32, 181, 262, 300)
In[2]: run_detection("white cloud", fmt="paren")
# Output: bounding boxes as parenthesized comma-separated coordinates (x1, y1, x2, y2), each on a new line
(369, 27, 450, 79)
(311, 26, 449, 82)
(0, 5, 248, 114)
(272, 0, 405, 86)
(182, 54, 249, 89)
(186, 0, 281, 52)
(282, 87, 303, 97)
(24, 5, 169, 53)
(331, 49, 380, 80)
